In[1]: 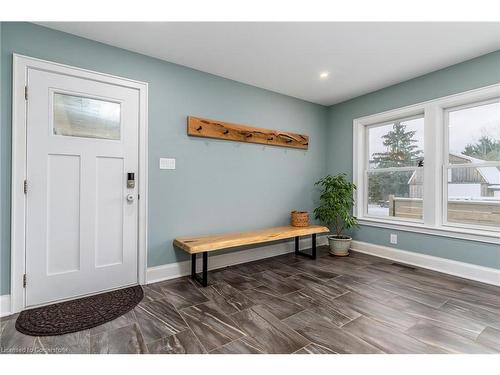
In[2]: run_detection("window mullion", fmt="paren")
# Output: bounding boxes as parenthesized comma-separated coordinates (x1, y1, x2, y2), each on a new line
(423, 105, 442, 227)
(447, 162, 500, 168)
(366, 166, 420, 173)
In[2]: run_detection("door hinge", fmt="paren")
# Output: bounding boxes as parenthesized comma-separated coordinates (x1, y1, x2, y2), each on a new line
(24, 86, 28, 100)
(23, 180, 28, 194)
(23, 274, 27, 288)
(138, 194, 140, 200)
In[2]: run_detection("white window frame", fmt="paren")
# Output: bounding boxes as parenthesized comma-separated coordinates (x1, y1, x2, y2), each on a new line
(443, 97, 500, 232)
(353, 83, 500, 245)
(363, 114, 425, 223)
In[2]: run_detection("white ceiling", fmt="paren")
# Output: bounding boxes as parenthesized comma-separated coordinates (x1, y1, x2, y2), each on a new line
(38, 22, 500, 106)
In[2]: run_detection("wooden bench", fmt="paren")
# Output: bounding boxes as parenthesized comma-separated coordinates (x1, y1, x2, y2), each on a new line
(173, 225, 329, 286)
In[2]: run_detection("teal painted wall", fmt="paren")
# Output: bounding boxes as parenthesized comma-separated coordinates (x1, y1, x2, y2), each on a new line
(327, 50, 500, 269)
(0, 22, 329, 295)
(1, 22, 498, 297)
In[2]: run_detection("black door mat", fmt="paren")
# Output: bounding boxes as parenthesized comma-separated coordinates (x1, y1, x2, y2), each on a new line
(16, 285, 143, 336)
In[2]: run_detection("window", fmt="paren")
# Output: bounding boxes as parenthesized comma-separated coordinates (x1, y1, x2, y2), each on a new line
(445, 100, 500, 229)
(53, 93, 121, 140)
(353, 84, 500, 243)
(366, 116, 424, 220)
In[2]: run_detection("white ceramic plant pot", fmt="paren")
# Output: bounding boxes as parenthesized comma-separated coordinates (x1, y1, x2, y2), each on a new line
(328, 235, 352, 256)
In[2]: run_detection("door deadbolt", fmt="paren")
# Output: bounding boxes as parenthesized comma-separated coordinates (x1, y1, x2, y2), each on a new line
(127, 172, 135, 188)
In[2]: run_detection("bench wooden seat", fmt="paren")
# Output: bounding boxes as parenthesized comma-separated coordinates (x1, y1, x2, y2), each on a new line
(173, 225, 329, 286)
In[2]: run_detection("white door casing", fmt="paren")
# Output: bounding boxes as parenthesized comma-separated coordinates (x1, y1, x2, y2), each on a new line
(11, 55, 148, 312)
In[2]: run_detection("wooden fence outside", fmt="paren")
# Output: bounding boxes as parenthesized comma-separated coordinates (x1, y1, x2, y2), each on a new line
(388, 195, 500, 227)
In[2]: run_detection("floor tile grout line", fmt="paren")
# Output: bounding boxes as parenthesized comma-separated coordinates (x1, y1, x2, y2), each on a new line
(276, 310, 319, 348)
(385, 299, 484, 340)
(281, 288, 307, 298)
(178, 299, 213, 312)
(338, 314, 362, 329)
(370, 273, 457, 303)
(171, 279, 263, 338)
(287, 270, 335, 283)
(290, 342, 314, 354)
(170, 298, 213, 354)
(177, 294, 251, 320)
(133, 317, 151, 354)
(279, 307, 310, 324)
(401, 308, 474, 342)
(35, 337, 48, 354)
(359, 279, 447, 308)
(437, 298, 500, 329)
(187, 326, 210, 354)
(241, 286, 307, 313)
(177, 301, 248, 352)
(474, 326, 488, 343)
(280, 297, 353, 329)
(136, 303, 186, 334)
(208, 334, 262, 354)
(281, 306, 381, 354)
(444, 295, 500, 314)
(178, 310, 238, 353)
(251, 305, 314, 354)
(401, 319, 474, 354)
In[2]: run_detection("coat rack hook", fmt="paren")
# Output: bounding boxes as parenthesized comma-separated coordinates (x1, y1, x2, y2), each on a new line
(187, 116, 308, 150)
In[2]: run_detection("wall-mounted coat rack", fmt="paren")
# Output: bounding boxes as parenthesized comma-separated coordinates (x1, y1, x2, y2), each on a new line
(187, 116, 309, 150)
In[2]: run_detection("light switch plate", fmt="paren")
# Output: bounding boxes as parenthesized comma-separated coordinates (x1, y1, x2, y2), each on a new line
(159, 158, 176, 170)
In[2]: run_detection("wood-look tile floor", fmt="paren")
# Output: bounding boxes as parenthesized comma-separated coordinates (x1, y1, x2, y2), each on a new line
(2, 247, 500, 354)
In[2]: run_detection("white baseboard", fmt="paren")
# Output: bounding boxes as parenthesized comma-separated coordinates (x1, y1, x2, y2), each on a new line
(1, 294, 11, 318)
(3, 238, 495, 318)
(0, 236, 328, 316)
(351, 240, 500, 286)
(147, 235, 328, 284)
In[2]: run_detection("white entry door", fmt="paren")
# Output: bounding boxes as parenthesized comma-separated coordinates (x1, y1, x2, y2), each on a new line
(25, 67, 140, 307)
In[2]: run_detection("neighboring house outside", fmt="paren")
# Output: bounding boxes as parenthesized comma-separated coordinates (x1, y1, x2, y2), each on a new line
(408, 153, 500, 199)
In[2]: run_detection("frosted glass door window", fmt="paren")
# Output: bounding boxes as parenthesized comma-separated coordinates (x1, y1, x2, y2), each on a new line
(53, 93, 121, 140)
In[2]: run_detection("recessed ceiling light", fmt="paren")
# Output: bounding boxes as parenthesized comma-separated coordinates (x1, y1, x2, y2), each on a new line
(319, 72, 329, 79)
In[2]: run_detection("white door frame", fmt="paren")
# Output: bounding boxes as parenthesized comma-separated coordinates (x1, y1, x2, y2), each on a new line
(10, 54, 149, 313)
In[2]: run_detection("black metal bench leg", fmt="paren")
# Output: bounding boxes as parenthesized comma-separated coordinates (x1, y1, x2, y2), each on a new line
(191, 252, 209, 287)
(312, 233, 317, 260)
(191, 254, 196, 280)
(202, 252, 208, 287)
(294, 234, 316, 259)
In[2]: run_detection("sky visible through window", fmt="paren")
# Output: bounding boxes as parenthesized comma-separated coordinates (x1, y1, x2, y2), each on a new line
(449, 101, 500, 159)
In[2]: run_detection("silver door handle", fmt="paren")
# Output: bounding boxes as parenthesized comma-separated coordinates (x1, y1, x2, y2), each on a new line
(126, 194, 135, 203)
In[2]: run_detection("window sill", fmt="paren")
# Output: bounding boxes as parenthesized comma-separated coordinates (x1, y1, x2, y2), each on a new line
(357, 217, 500, 245)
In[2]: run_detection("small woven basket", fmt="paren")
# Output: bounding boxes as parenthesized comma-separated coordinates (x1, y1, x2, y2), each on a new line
(291, 211, 310, 227)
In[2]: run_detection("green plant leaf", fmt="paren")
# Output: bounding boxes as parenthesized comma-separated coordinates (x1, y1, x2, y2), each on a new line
(313, 173, 358, 237)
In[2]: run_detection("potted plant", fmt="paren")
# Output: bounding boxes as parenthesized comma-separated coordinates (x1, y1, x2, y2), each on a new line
(313, 174, 358, 256)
